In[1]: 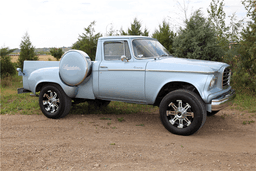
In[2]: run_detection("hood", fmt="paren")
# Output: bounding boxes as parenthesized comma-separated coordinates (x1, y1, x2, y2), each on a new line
(146, 57, 228, 73)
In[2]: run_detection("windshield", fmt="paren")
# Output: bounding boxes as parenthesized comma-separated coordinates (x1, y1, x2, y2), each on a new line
(132, 39, 171, 58)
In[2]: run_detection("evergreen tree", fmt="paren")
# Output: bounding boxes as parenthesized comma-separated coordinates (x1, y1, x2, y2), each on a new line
(173, 10, 223, 61)
(119, 27, 128, 35)
(128, 18, 142, 35)
(0, 47, 16, 76)
(122, 18, 149, 36)
(72, 21, 102, 61)
(50, 48, 64, 61)
(142, 27, 149, 36)
(152, 20, 176, 54)
(236, 0, 256, 92)
(18, 32, 38, 70)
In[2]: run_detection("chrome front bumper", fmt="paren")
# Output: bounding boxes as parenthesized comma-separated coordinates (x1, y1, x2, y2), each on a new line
(211, 89, 236, 111)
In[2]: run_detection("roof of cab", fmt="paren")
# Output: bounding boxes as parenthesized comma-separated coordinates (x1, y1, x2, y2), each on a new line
(99, 36, 154, 40)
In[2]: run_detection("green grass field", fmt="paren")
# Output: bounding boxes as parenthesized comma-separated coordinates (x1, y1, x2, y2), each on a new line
(0, 75, 158, 115)
(1, 75, 255, 116)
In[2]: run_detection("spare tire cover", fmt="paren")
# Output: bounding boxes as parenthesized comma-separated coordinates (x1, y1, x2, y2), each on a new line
(59, 50, 91, 86)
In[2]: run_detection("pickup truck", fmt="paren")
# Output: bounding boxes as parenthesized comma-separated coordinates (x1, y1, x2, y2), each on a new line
(17, 36, 236, 135)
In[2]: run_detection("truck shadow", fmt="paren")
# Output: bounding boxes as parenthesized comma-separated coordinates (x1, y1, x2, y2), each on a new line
(69, 101, 158, 115)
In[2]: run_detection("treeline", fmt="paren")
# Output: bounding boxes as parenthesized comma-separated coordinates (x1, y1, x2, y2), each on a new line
(72, 0, 255, 93)
(1, 0, 255, 93)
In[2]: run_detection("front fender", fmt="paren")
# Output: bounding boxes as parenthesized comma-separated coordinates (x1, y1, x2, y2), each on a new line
(145, 71, 210, 104)
(28, 67, 78, 98)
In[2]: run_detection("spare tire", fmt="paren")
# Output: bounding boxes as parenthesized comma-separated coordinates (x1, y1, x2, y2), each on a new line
(59, 50, 91, 86)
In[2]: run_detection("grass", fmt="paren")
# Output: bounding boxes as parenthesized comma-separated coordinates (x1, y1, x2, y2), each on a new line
(242, 120, 255, 125)
(117, 117, 125, 122)
(0, 75, 158, 116)
(1, 75, 41, 115)
(1, 90, 41, 115)
(100, 117, 112, 120)
(233, 93, 256, 113)
(1, 75, 256, 120)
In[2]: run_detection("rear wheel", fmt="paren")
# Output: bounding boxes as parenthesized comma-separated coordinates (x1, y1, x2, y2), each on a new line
(39, 84, 71, 119)
(159, 90, 206, 136)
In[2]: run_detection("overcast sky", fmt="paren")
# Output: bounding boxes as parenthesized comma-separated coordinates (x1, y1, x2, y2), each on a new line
(0, 0, 247, 49)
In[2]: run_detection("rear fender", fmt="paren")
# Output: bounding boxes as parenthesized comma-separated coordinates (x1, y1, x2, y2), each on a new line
(28, 67, 78, 98)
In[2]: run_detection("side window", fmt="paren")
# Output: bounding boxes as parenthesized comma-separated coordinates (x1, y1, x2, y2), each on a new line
(104, 41, 131, 61)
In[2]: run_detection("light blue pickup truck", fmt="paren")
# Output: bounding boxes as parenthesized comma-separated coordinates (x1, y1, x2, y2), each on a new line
(17, 36, 235, 135)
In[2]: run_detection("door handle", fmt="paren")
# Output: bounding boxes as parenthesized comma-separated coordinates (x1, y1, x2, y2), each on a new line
(100, 66, 108, 68)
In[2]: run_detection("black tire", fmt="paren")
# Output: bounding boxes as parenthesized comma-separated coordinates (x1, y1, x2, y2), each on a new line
(159, 89, 207, 136)
(207, 110, 219, 116)
(39, 84, 71, 119)
(87, 99, 111, 108)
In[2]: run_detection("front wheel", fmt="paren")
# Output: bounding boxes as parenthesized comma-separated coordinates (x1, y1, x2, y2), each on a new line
(39, 84, 71, 119)
(159, 90, 207, 136)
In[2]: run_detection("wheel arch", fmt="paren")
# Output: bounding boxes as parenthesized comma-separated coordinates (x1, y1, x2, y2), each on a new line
(36, 82, 61, 92)
(39, 82, 72, 119)
(35, 81, 78, 98)
(153, 81, 201, 106)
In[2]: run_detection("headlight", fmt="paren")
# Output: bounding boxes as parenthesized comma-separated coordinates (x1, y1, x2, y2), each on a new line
(209, 76, 217, 90)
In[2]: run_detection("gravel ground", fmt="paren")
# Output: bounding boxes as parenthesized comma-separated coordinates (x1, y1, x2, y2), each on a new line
(1, 109, 256, 171)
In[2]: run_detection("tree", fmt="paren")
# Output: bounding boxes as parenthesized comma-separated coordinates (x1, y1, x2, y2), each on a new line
(227, 12, 244, 42)
(18, 32, 38, 70)
(207, 0, 227, 40)
(128, 18, 142, 35)
(121, 18, 149, 36)
(142, 27, 149, 36)
(152, 20, 176, 54)
(50, 48, 64, 61)
(173, 9, 223, 61)
(107, 24, 120, 36)
(119, 27, 128, 35)
(0, 47, 16, 76)
(235, 0, 256, 92)
(72, 21, 102, 61)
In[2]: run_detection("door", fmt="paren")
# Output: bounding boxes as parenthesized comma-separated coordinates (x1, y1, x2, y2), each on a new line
(98, 40, 147, 102)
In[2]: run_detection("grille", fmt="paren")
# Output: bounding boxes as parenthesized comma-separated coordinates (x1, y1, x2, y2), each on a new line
(223, 67, 231, 89)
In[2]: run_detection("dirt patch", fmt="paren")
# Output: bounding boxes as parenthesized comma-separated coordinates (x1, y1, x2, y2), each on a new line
(1, 89, 17, 96)
(1, 109, 256, 170)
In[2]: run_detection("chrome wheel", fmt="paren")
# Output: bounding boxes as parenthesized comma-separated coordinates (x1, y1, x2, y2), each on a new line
(167, 100, 194, 129)
(159, 90, 206, 135)
(42, 90, 60, 113)
(39, 84, 71, 119)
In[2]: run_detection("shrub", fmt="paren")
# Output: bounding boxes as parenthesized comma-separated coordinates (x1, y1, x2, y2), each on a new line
(0, 47, 16, 77)
(173, 10, 224, 61)
(50, 48, 63, 61)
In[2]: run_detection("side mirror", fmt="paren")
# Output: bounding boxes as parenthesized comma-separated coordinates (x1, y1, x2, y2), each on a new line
(121, 55, 129, 62)
(138, 54, 144, 58)
(17, 68, 24, 76)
